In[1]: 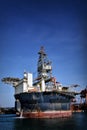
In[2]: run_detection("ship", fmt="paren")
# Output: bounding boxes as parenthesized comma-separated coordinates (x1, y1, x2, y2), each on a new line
(2, 47, 78, 118)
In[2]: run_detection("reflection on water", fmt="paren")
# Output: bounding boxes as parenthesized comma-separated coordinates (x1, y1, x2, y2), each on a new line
(0, 112, 87, 130)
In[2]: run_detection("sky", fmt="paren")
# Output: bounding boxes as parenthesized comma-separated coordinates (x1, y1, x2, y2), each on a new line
(0, 0, 87, 107)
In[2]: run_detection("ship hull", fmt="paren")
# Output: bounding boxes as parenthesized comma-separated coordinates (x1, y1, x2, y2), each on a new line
(15, 91, 73, 118)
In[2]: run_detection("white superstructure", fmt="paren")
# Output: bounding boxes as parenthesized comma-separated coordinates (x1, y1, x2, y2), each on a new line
(14, 72, 33, 94)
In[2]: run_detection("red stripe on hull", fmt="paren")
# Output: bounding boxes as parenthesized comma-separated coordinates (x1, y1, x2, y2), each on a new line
(22, 111, 72, 118)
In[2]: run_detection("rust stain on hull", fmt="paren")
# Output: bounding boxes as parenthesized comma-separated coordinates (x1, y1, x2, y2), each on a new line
(22, 111, 72, 118)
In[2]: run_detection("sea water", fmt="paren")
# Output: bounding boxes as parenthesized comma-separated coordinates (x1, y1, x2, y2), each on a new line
(0, 112, 87, 130)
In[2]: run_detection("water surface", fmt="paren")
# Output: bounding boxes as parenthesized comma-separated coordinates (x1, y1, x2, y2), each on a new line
(0, 112, 87, 130)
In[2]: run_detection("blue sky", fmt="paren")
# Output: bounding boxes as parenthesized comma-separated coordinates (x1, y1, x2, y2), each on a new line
(0, 0, 87, 107)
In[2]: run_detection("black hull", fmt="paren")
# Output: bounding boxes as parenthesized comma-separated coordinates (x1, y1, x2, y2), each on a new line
(15, 91, 73, 113)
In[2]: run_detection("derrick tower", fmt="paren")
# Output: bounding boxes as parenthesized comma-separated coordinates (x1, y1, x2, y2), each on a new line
(37, 46, 52, 80)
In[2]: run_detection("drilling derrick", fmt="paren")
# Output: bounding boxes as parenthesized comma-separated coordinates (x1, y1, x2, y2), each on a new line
(37, 46, 52, 80)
